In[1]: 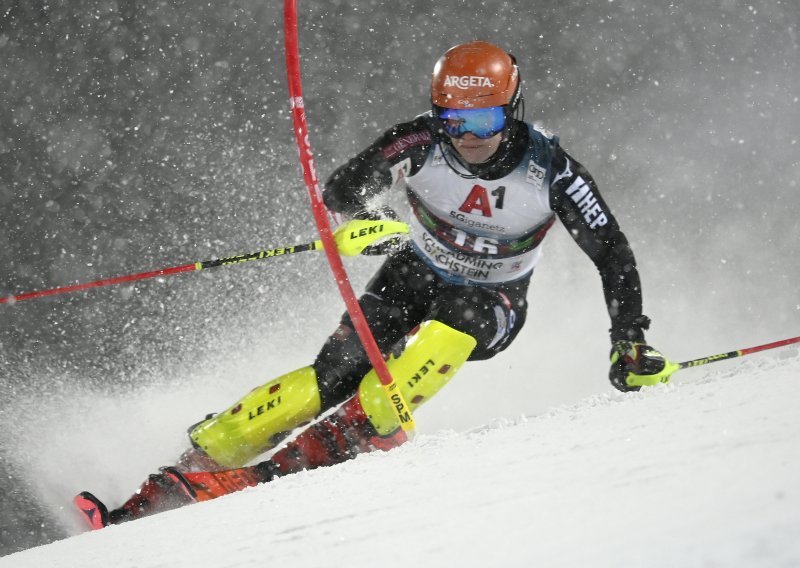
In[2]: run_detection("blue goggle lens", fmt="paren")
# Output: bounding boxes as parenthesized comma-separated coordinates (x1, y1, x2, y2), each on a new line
(436, 106, 507, 139)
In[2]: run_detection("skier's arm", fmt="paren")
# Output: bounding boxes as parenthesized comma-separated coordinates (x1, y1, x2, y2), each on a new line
(549, 146, 649, 342)
(323, 117, 433, 217)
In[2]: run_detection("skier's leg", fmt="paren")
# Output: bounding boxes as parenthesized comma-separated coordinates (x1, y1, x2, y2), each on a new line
(187, 366, 322, 468)
(158, 318, 479, 503)
(311, 253, 437, 409)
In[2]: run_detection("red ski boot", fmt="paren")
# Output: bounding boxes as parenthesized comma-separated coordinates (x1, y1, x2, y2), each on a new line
(267, 394, 408, 476)
(75, 467, 196, 529)
(149, 394, 409, 505)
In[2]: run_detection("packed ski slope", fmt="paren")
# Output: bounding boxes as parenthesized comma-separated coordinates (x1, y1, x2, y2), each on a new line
(3, 351, 798, 568)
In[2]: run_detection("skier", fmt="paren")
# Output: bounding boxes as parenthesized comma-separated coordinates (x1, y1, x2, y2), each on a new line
(75, 40, 676, 529)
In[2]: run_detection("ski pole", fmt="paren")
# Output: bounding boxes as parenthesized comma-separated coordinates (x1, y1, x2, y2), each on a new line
(0, 219, 408, 305)
(677, 335, 800, 370)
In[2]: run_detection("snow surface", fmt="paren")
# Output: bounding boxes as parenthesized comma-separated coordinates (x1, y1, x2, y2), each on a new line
(3, 351, 799, 568)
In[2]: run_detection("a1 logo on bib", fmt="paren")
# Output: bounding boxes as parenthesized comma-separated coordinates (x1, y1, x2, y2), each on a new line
(526, 160, 546, 189)
(458, 184, 506, 217)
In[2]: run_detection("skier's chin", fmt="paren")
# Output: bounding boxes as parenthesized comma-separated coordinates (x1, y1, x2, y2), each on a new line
(450, 134, 502, 165)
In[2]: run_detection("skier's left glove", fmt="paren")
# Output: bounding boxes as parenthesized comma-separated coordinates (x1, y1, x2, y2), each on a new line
(609, 341, 679, 392)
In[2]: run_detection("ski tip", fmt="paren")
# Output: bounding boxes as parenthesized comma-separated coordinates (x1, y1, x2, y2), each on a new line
(74, 491, 110, 531)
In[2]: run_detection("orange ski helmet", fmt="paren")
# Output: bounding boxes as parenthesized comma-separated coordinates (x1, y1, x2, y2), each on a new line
(431, 41, 520, 110)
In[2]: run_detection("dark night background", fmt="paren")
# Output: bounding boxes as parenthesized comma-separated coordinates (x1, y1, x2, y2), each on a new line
(1, 0, 797, 556)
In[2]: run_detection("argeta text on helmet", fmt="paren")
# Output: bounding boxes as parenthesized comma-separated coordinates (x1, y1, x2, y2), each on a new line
(443, 76, 495, 89)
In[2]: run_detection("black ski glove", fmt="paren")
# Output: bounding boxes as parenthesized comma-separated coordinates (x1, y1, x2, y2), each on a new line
(352, 207, 405, 256)
(353, 206, 400, 222)
(609, 341, 678, 392)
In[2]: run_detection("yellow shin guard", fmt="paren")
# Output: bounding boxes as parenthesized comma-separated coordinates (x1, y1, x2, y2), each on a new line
(189, 366, 322, 468)
(358, 320, 477, 436)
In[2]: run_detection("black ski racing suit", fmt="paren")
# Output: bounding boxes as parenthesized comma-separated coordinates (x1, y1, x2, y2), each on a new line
(313, 114, 649, 409)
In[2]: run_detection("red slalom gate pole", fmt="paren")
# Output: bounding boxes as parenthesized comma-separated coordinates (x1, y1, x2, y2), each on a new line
(283, 0, 415, 433)
(677, 335, 800, 370)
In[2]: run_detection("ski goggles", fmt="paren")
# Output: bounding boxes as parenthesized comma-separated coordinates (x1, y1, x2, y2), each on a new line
(435, 105, 507, 139)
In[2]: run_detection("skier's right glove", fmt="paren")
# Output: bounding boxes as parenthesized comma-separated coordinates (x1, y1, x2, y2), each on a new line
(609, 341, 678, 392)
(353, 206, 400, 222)
(329, 213, 409, 257)
(351, 207, 406, 256)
